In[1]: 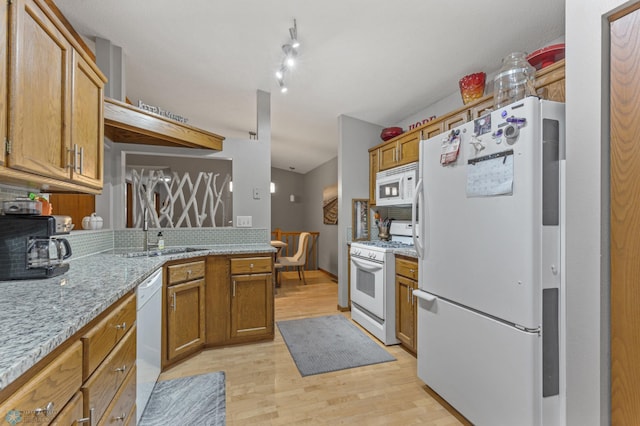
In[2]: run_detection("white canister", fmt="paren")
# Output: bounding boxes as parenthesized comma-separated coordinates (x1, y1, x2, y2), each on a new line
(82, 213, 104, 230)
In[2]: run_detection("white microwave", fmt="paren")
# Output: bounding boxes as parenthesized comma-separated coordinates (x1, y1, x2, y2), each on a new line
(375, 162, 418, 206)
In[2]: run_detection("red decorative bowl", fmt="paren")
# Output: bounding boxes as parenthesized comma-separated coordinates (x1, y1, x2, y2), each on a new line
(527, 43, 565, 70)
(381, 127, 403, 141)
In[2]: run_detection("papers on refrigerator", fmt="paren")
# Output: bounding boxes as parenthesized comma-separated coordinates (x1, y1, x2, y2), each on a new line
(466, 150, 514, 197)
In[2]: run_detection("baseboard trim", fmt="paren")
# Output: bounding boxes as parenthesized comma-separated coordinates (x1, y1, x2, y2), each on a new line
(319, 268, 338, 282)
(337, 304, 351, 312)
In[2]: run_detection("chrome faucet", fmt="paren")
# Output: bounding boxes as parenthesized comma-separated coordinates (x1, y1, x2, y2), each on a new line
(142, 208, 159, 253)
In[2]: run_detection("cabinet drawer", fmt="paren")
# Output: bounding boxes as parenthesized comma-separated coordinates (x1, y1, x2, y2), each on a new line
(230, 257, 272, 275)
(396, 257, 418, 280)
(82, 326, 136, 424)
(167, 260, 205, 284)
(98, 365, 136, 426)
(50, 391, 83, 426)
(82, 293, 136, 380)
(0, 341, 82, 426)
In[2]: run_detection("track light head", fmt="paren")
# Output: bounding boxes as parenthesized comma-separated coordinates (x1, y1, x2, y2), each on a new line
(289, 19, 300, 49)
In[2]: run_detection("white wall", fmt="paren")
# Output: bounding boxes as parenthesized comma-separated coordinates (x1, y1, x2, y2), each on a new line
(564, 1, 632, 424)
(337, 115, 384, 308)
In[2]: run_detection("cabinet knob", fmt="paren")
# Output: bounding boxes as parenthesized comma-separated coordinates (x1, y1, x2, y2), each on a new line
(33, 401, 54, 417)
(112, 412, 127, 422)
(250, 263, 254, 269)
(113, 365, 127, 373)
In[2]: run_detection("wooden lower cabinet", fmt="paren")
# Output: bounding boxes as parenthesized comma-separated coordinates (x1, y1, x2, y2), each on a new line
(206, 255, 275, 346)
(164, 259, 206, 365)
(166, 279, 206, 360)
(0, 341, 83, 425)
(230, 273, 273, 339)
(98, 364, 136, 426)
(0, 292, 137, 426)
(49, 391, 84, 426)
(82, 326, 136, 425)
(395, 257, 418, 354)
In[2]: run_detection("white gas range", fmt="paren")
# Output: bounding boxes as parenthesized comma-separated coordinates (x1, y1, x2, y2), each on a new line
(349, 221, 416, 345)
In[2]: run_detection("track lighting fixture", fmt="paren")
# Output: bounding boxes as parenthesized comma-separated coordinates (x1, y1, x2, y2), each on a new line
(289, 19, 300, 49)
(275, 18, 299, 93)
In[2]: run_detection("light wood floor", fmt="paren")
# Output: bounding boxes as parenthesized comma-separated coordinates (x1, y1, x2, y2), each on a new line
(159, 270, 463, 425)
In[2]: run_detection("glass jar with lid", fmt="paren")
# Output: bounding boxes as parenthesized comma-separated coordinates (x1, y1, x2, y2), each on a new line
(493, 52, 536, 108)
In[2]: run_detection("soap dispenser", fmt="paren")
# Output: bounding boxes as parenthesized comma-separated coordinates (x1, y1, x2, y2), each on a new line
(157, 232, 164, 250)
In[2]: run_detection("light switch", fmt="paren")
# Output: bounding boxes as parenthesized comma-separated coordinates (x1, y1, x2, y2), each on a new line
(236, 216, 252, 227)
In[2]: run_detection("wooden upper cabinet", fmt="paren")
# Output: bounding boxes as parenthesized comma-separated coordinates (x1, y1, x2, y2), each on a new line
(8, 0, 72, 180)
(369, 149, 378, 205)
(70, 51, 104, 189)
(534, 59, 565, 102)
(0, 3, 7, 169)
(378, 130, 420, 171)
(3, 0, 106, 193)
(443, 110, 469, 131)
(421, 120, 443, 140)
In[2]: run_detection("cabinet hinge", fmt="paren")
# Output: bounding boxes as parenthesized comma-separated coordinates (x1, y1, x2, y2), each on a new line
(5, 138, 11, 155)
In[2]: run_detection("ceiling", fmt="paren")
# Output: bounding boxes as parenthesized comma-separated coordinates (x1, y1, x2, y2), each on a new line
(55, 0, 565, 174)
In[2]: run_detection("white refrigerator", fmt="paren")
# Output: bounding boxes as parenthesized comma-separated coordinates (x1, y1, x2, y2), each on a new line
(411, 97, 565, 426)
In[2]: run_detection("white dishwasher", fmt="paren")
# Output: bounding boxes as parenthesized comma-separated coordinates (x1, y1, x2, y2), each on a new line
(136, 268, 163, 422)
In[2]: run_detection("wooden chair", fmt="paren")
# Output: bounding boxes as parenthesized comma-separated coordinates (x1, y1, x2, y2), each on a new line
(275, 232, 311, 285)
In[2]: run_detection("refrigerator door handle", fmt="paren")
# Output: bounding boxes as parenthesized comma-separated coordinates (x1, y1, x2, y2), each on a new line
(413, 289, 436, 302)
(412, 178, 424, 259)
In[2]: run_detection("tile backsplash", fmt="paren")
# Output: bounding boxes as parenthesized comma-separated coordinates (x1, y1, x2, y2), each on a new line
(65, 227, 270, 259)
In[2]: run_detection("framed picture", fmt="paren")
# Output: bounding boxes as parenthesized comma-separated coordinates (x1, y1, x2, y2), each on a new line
(352, 198, 370, 241)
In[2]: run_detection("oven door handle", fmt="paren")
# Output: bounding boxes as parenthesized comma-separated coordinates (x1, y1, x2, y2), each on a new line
(351, 257, 383, 272)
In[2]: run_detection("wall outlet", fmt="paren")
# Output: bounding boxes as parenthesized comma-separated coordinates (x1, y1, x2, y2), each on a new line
(236, 216, 252, 227)
(253, 187, 261, 199)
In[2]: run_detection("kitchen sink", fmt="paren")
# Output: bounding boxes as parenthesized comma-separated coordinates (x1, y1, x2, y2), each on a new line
(119, 247, 209, 258)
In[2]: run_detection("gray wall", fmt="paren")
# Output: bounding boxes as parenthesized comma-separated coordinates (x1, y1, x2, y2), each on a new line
(303, 157, 339, 275)
(337, 115, 384, 308)
(271, 157, 340, 276)
(271, 168, 306, 232)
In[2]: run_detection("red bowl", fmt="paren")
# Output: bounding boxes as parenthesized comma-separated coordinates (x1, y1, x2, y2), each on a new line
(527, 43, 565, 70)
(381, 127, 403, 141)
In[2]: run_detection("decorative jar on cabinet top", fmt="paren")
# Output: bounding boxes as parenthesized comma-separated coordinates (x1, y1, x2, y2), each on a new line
(493, 52, 536, 108)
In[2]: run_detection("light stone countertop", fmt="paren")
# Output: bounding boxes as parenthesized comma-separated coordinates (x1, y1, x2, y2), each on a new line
(393, 247, 418, 259)
(0, 244, 275, 392)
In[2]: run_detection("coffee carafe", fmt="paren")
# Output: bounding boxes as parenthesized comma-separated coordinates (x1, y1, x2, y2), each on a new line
(27, 237, 72, 268)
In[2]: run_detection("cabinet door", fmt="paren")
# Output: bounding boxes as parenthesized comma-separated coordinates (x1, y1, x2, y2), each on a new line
(396, 275, 416, 353)
(369, 149, 378, 205)
(167, 279, 205, 361)
(443, 110, 469, 130)
(0, 2, 7, 168)
(230, 273, 273, 339)
(70, 51, 104, 189)
(8, 0, 71, 180)
(396, 132, 420, 166)
(378, 142, 398, 171)
(421, 121, 443, 140)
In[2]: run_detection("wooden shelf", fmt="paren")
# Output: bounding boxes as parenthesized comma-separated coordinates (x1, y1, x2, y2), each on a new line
(104, 98, 225, 150)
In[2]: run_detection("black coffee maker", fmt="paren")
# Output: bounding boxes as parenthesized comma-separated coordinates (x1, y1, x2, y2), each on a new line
(0, 215, 73, 280)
